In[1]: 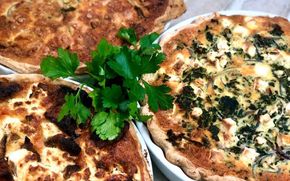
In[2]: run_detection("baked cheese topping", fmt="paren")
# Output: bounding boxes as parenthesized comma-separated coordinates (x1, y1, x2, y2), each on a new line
(0, 0, 184, 72)
(0, 76, 149, 181)
(150, 14, 290, 179)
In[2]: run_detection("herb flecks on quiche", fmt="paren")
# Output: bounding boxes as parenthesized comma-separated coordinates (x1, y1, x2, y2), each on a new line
(142, 14, 290, 180)
(0, 74, 151, 181)
(0, 0, 185, 73)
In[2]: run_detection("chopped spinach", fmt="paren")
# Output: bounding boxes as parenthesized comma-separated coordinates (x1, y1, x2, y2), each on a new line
(209, 125, 220, 141)
(166, 129, 184, 146)
(253, 34, 275, 48)
(191, 40, 208, 55)
(229, 146, 243, 154)
(206, 31, 214, 42)
(221, 28, 232, 41)
(218, 96, 239, 117)
(175, 86, 196, 112)
(182, 67, 207, 83)
(270, 24, 284, 36)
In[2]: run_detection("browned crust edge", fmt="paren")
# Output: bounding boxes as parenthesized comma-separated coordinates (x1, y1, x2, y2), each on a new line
(150, 0, 186, 33)
(141, 13, 290, 181)
(0, 74, 152, 181)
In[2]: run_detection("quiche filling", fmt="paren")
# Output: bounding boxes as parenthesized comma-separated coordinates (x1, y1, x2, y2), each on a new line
(0, 75, 149, 181)
(151, 15, 290, 178)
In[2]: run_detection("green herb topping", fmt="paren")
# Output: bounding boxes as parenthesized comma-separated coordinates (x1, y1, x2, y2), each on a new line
(40, 28, 173, 140)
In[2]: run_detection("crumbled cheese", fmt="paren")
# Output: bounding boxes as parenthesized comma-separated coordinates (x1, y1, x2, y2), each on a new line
(254, 79, 269, 93)
(217, 38, 229, 51)
(233, 25, 249, 37)
(191, 107, 203, 118)
(254, 63, 272, 78)
(257, 114, 275, 131)
(221, 18, 232, 28)
(218, 118, 238, 148)
(256, 136, 267, 145)
(286, 103, 290, 116)
(240, 147, 259, 165)
(247, 45, 256, 57)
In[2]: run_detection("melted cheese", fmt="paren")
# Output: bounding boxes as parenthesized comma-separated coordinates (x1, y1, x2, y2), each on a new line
(0, 80, 147, 181)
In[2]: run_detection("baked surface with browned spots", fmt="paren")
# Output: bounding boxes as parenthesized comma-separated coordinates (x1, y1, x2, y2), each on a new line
(0, 0, 185, 73)
(0, 74, 151, 181)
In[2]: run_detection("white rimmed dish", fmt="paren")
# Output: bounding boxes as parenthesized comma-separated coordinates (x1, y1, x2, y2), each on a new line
(136, 10, 286, 181)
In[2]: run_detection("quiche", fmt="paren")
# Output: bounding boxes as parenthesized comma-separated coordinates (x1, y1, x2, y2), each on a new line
(0, 0, 185, 73)
(141, 13, 290, 180)
(0, 74, 151, 181)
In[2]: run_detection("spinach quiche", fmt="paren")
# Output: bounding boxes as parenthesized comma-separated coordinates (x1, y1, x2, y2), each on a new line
(0, 0, 185, 73)
(141, 13, 290, 180)
(0, 74, 151, 181)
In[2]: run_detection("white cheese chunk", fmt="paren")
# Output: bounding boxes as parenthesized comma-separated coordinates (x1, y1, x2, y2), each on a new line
(221, 18, 232, 28)
(254, 63, 272, 78)
(218, 118, 238, 148)
(257, 114, 275, 131)
(8, 149, 30, 165)
(247, 45, 256, 57)
(254, 79, 269, 93)
(191, 107, 203, 118)
(286, 103, 290, 116)
(233, 25, 249, 37)
(240, 147, 259, 165)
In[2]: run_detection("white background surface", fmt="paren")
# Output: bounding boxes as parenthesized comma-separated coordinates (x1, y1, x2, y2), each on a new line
(153, 0, 290, 180)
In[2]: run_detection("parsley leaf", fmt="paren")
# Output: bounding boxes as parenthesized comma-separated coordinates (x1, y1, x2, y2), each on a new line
(102, 85, 124, 109)
(40, 48, 79, 79)
(117, 28, 137, 45)
(91, 111, 124, 140)
(143, 81, 173, 112)
(107, 47, 140, 79)
(58, 91, 91, 125)
(140, 33, 159, 48)
(124, 79, 145, 101)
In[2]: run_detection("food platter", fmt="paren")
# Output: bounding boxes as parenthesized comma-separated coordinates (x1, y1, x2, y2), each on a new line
(137, 10, 286, 181)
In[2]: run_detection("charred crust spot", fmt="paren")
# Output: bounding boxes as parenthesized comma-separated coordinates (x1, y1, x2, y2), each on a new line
(13, 102, 23, 107)
(166, 129, 184, 146)
(21, 137, 40, 162)
(57, 116, 78, 138)
(45, 134, 81, 156)
(45, 115, 78, 138)
(37, 83, 49, 91)
(95, 160, 108, 170)
(25, 114, 34, 122)
(0, 158, 13, 181)
(0, 135, 7, 159)
(63, 164, 81, 179)
(0, 82, 21, 101)
(91, 122, 129, 148)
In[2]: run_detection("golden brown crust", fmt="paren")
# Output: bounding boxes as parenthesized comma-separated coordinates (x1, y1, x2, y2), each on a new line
(142, 13, 290, 181)
(0, 74, 151, 180)
(0, 0, 185, 73)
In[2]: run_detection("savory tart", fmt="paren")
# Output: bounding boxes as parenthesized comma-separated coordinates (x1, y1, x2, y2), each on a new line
(0, 0, 185, 73)
(0, 74, 151, 181)
(142, 13, 290, 180)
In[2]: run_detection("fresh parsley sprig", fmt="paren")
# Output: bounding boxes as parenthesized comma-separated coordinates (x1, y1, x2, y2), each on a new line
(40, 28, 173, 140)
